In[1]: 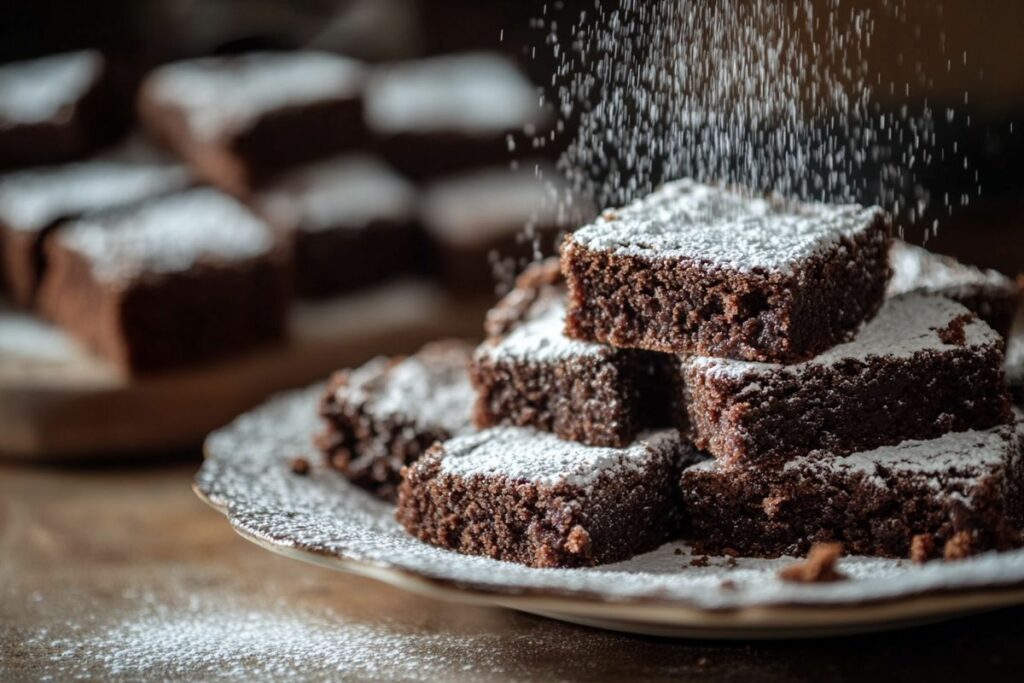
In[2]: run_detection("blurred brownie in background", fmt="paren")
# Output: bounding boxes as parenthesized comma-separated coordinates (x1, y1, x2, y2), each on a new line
(0, 142, 190, 307)
(364, 53, 552, 180)
(888, 238, 1021, 337)
(37, 188, 288, 373)
(254, 154, 420, 298)
(0, 51, 129, 169)
(138, 52, 367, 196)
(420, 161, 591, 295)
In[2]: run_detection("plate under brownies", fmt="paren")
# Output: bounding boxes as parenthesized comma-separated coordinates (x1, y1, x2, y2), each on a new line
(396, 427, 689, 568)
(471, 259, 668, 447)
(562, 179, 891, 362)
(681, 293, 1012, 466)
(318, 340, 476, 502)
(680, 421, 1024, 559)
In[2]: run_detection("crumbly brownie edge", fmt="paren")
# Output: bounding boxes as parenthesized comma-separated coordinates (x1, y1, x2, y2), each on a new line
(562, 215, 891, 362)
(683, 343, 1013, 465)
(395, 440, 681, 568)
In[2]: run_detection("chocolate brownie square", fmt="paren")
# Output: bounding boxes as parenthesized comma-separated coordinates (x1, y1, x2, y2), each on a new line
(254, 154, 420, 298)
(36, 188, 288, 373)
(681, 293, 1012, 466)
(0, 146, 190, 307)
(421, 162, 591, 294)
(397, 427, 688, 568)
(888, 238, 1020, 337)
(138, 52, 367, 195)
(562, 179, 891, 362)
(0, 50, 127, 169)
(364, 53, 551, 180)
(681, 420, 1024, 559)
(471, 258, 669, 447)
(318, 340, 476, 502)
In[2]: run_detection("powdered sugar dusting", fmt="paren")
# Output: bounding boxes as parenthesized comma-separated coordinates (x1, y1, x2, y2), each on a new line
(434, 427, 677, 489)
(146, 52, 365, 140)
(479, 295, 607, 363)
(340, 342, 475, 436)
(257, 154, 416, 233)
(195, 387, 1024, 611)
(0, 156, 190, 233)
(570, 179, 883, 273)
(0, 50, 102, 123)
(57, 188, 275, 282)
(888, 239, 1017, 299)
(365, 53, 546, 134)
(689, 293, 1000, 379)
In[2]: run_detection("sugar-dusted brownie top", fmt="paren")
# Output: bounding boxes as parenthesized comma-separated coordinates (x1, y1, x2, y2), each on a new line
(0, 152, 190, 234)
(143, 52, 366, 141)
(570, 179, 885, 273)
(482, 293, 612, 364)
(0, 50, 104, 125)
(685, 293, 1001, 379)
(333, 340, 476, 437)
(433, 426, 680, 489)
(888, 239, 1018, 300)
(256, 155, 417, 233)
(364, 53, 546, 135)
(53, 188, 276, 282)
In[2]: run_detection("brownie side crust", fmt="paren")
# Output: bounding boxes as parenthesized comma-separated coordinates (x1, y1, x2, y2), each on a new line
(682, 294, 1013, 466)
(680, 424, 1024, 559)
(318, 340, 476, 502)
(396, 428, 687, 568)
(562, 180, 891, 362)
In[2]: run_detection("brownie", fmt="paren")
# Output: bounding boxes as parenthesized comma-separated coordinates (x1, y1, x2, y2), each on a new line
(254, 154, 420, 298)
(888, 239, 1020, 337)
(318, 340, 476, 502)
(364, 53, 551, 180)
(397, 427, 688, 568)
(421, 162, 591, 294)
(0, 145, 190, 307)
(36, 188, 288, 373)
(681, 420, 1024, 559)
(680, 293, 1012, 466)
(471, 258, 669, 447)
(1006, 331, 1024, 405)
(0, 51, 127, 169)
(562, 179, 891, 362)
(138, 52, 367, 195)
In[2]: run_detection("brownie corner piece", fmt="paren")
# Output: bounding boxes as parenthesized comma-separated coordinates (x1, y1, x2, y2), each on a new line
(681, 422, 1024, 559)
(562, 180, 891, 361)
(396, 427, 686, 567)
(36, 187, 287, 372)
(682, 293, 1012, 465)
(318, 339, 476, 501)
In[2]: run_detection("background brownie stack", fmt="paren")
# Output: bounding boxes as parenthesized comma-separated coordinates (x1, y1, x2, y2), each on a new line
(321, 178, 1024, 569)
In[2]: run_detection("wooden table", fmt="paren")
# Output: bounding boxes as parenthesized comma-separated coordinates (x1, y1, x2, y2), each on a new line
(3, 458, 1024, 681)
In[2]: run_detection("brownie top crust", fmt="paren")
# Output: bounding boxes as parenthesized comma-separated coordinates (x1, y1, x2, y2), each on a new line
(421, 162, 583, 246)
(0, 50, 103, 124)
(364, 53, 546, 135)
(55, 187, 275, 281)
(434, 427, 679, 489)
(0, 154, 190, 233)
(336, 340, 476, 436)
(686, 293, 1001, 378)
(569, 179, 885, 273)
(144, 51, 366, 141)
(888, 239, 1018, 299)
(480, 294, 610, 363)
(257, 155, 417, 233)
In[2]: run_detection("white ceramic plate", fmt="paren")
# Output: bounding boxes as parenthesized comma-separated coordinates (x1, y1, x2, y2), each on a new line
(194, 386, 1024, 639)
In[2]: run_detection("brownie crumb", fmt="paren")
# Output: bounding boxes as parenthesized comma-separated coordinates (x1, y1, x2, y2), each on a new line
(725, 557, 738, 569)
(290, 457, 311, 476)
(719, 580, 738, 592)
(762, 495, 788, 517)
(910, 533, 935, 564)
(944, 531, 974, 561)
(936, 313, 975, 346)
(721, 547, 739, 558)
(778, 543, 847, 583)
(673, 547, 683, 555)
(689, 555, 710, 568)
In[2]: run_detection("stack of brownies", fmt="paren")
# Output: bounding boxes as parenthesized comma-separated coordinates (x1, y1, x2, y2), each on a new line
(319, 179, 1024, 569)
